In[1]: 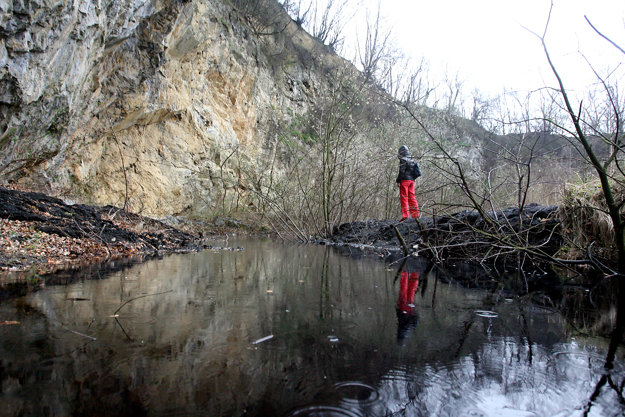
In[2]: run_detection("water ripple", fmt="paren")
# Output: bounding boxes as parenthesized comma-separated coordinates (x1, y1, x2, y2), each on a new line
(284, 405, 363, 417)
(553, 350, 607, 370)
(475, 310, 499, 318)
(333, 381, 380, 405)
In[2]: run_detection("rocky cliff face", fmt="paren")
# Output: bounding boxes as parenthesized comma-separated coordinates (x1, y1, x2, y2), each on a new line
(0, 0, 344, 218)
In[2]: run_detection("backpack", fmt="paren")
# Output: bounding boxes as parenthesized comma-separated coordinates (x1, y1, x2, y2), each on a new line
(412, 161, 422, 179)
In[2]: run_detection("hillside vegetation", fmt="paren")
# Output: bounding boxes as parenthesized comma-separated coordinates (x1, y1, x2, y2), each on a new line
(1, 0, 623, 274)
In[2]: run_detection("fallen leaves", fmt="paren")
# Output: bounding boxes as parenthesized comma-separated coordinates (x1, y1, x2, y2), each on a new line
(0, 218, 109, 271)
(0, 185, 199, 278)
(0, 217, 143, 275)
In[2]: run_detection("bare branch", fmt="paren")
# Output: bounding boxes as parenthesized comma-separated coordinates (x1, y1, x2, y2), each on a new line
(585, 15, 625, 56)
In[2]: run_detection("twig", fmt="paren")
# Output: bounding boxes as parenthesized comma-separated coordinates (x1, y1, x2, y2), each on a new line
(107, 117, 130, 213)
(393, 258, 407, 283)
(114, 317, 134, 341)
(585, 16, 625, 55)
(56, 322, 97, 341)
(113, 290, 173, 315)
(392, 225, 409, 256)
(587, 241, 618, 276)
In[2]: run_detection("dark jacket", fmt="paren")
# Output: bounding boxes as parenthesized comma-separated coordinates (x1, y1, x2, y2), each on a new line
(396, 156, 421, 183)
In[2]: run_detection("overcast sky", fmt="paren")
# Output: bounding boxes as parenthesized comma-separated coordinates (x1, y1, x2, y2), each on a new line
(341, 0, 625, 98)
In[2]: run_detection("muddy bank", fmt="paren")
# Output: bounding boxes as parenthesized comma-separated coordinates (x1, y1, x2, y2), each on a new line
(324, 203, 562, 277)
(0, 186, 205, 279)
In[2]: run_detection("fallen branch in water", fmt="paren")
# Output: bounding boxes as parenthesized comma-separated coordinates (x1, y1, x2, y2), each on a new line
(114, 317, 134, 342)
(56, 321, 97, 341)
(393, 225, 409, 256)
(113, 290, 173, 315)
(252, 334, 274, 345)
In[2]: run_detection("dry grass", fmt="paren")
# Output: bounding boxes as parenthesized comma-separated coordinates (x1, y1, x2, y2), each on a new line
(558, 179, 624, 262)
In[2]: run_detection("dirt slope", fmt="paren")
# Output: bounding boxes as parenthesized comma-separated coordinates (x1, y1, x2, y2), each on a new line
(0, 185, 200, 277)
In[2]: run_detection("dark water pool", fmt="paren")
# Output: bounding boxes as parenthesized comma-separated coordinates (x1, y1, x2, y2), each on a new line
(0, 238, 623, 416)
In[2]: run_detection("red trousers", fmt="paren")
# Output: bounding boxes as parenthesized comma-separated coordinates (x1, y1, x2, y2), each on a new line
(397, 271, 420, 313)
(398, 180, 420, 218)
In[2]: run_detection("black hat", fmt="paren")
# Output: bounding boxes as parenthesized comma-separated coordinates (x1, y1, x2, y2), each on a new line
(398, 145, 410, 157)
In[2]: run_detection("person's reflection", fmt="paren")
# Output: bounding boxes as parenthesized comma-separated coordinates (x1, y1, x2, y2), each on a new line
(396, 267, 420, 345)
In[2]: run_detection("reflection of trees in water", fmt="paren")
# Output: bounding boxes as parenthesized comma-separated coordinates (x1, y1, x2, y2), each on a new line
(386, 257, 624, 416)
(378, 335, 624, 416)
(542, 271, 625, 415)
(587, 293, 625, 416)
(554, 279, 619, 338)
(319, 246, 332, 320)
(1, 242, 624, 416)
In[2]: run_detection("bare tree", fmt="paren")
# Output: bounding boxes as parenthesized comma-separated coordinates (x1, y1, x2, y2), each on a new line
(356, 3, 393, 80)
(291, 0, 350, 49)
(537, 7, 625, 274)
(279, 0, 312, 25)
(442, 71, 465, 116)
(388, 70, 575, 279)
(262, 62, 387, 239)
(470, 89, 492, 127)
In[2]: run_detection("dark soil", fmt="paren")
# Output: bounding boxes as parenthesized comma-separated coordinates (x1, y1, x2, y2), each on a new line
(326, 204, 560, 255)
(321, 203, 563, 291)
(0, 185, 203, 279)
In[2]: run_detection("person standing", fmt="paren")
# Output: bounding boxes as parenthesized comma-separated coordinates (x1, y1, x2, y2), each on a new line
(396, 145, 421, 221)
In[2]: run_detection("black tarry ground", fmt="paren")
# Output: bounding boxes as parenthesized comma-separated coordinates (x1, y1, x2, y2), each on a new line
(0, 185, 203, 284)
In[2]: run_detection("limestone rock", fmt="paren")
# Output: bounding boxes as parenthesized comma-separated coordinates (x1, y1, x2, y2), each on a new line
(0, 0, 341, 218)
